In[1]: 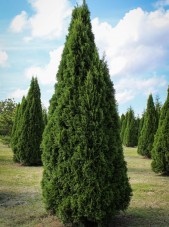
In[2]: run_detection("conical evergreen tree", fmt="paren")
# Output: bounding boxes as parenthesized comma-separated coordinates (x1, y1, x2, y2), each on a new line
(11, 103, 20, 161)
(18, 77, 44, 165)
(138, 110, 145, 140)
(151, 88, 169, 174)
(48, 84, 58, 118)
(138, 94, 157, 158)
(123, 107, 137, 147)
(41, 2, 132, 227)
(155, 95, 162, 128)
(11, 96, 27, 162)
(120, 114, 125, 142)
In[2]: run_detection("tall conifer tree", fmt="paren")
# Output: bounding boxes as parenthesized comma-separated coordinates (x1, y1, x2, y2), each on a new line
(11, 103, 20, 161)
(120, 114, 125, 142)
(151, 88, 169, 174)
(18, 77, 44, 165)
(41, 2, 132, 226)
(11, 96, 27, 162)
(123, 107, 137, 147)
(138, 94, 157, 158)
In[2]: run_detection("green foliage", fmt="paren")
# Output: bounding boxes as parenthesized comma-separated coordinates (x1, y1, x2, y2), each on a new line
(138, 94, 157, 158)
(42, 106, 48, 127)
(42, 3, 132, 227)
(11, 97, 27, 162)
(138, 111, 145, 139)
(123, 107, 138, 147)
(12, 78, 44, 166)
(0, 98, 17, 144)
(120, 114, 126, 143)
(151, 88, 169, 174)
(155, 95, 162, 128)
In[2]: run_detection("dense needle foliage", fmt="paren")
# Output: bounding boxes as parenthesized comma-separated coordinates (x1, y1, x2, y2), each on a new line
(11, 78, 44, 165)
(41, 2, 132, 226)
(138, 94, 157, 158)
(151, 88, 169, 174)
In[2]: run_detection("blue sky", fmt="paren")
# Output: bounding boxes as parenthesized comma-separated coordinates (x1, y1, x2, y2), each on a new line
(0, 0, 169, 115)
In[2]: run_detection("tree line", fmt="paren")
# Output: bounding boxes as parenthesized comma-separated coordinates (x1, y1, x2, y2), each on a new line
(120, 92, 169, 175)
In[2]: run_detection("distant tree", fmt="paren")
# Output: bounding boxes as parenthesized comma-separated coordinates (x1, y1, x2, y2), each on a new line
(138, 94, 157, 158)
(17, 77, 44, 165)
(42, 106, 48, 127)
(120, 114, 125, 141)
(135, 115, 140, 146)
(11, 96, 27, 162)
(155, 95, 162, 128)
(151, 88, 169, 175)
(138, 110, 145, 140)
(123, 107, 138, 147)
(41, 2, 132, 227)
(0, 98, 16, 136)
(0, 98, 17, 145)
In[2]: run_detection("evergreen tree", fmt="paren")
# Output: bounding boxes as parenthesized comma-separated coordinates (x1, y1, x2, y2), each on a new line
(18, 77, 44, 165)
(123, 107, 137, 147)
(42, 106, 48, 127)
(155, 95, 162, 128)
(138, 110, 145, 140)
(120, 114, 125, 141)
(138, 94, 157, 158)
(11, 103, 20, 160)
(48, 84, 58, 118)
(41, 2, 132, 227)
(151, 88, 169, 175)
(135, 115, 140, 146)
(11, 96, 27, 162)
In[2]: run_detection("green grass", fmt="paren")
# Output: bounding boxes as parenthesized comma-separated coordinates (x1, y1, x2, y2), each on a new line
(0, 143, 169, 226)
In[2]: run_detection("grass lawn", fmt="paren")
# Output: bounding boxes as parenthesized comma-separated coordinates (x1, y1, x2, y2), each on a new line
(0, 143, 169, 227)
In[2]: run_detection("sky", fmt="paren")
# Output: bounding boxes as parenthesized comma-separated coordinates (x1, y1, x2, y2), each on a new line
(0, 0, 169, 115)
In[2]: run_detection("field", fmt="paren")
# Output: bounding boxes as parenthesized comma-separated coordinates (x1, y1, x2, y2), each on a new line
(0, 143, 169, 227)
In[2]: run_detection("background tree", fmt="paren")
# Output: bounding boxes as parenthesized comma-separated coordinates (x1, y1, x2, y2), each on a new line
(42, 2, 132, 227)
(138, 110, 145, 140)
(17, 77, 44, 165)
(120, 114, 125, 142)
(11, 96, 27, 162)
(138, 94, 157, 158)
(123, 107, 138, 147)
(155, 95, 162, 128)
(0, 98, 16, 145)
(151, 88, 169, 175)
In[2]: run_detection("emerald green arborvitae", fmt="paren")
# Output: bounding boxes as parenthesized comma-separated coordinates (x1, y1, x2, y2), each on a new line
(41, 2, 132, 227)
(155, 95, 162, 128)
(138, 94, 157, 158)
(151, 88, 169, 175)
(11, 96, 27, 162)
(123, 107, 138, 147)
(18, 77, 44, 165)
(138, 110, 145, 140)
(120, 114, 125, 142)
(11, 103, 20, 161)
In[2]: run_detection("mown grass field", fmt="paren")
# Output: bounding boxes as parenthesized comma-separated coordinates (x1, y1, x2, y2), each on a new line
(0, 142, 169, 227)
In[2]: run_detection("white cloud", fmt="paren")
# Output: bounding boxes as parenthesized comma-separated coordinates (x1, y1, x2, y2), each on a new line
(25, 45, 63, 84)
(92, 7, 169, 103)
(10, 11, 28, 33)
(10, 0, 72, 39)
(92, 8, 169, 77)
(0, 50, 8, 67)
(10, 88, 28, 99)
(115, 76, 167, 104)
(154, 0, 169, 8)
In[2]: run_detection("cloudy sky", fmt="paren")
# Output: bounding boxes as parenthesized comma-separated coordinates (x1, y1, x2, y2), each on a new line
(0, 0, 169, 115)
